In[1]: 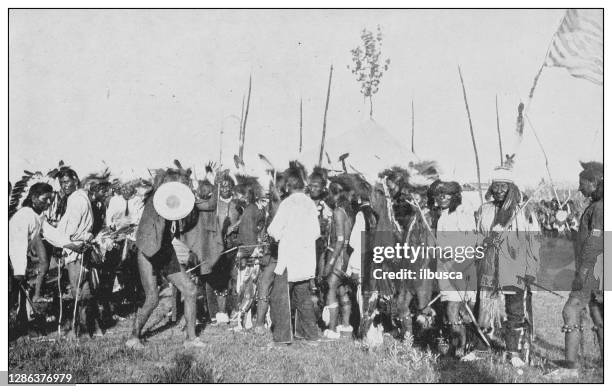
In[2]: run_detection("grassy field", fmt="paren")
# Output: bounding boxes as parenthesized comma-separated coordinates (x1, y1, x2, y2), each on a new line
(8, 289, 602, 383)
(8, 237, 603, 383)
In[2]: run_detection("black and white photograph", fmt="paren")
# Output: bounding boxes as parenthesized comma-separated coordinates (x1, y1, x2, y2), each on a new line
(4, 6, 606, 385)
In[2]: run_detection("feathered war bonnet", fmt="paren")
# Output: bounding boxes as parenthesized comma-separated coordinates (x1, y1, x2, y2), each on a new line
(9, 169, 57, 217)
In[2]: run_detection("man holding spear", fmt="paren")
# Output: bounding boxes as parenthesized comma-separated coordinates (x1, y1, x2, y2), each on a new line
(476, 164, 541, 367)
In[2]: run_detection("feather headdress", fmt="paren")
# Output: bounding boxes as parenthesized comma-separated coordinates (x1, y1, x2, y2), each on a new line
(9, 170, 56, 218)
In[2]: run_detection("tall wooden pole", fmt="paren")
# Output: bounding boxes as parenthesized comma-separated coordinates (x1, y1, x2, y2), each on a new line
(318, 65, 333, 166)
(219, 127, 223, 164)
(299, 98, 303, 153)
(495, 95, 503, 165)
(411, 100, 415, 154)
(458, 66, 483, 204)
(239, 75, 252, 161)
(238, 95, 245, 157)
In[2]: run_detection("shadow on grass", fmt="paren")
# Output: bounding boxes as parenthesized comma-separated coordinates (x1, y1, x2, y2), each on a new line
(149, 353, 219, 383)
(436, 357, 498, 383)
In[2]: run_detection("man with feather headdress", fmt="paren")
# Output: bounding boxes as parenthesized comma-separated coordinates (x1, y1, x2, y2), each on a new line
(9, 182, 55, 336)
(9, 170, 58, 304)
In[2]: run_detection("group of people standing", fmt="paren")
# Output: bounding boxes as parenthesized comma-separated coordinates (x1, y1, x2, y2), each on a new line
(8, 157, 603, 376)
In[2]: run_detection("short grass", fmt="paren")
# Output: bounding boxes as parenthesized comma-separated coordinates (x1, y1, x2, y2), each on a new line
(9, 237, 603, 383)
(8, 290, 602, 383)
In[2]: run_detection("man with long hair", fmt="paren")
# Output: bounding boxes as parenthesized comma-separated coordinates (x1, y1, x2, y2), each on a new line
(9, 182, 55, 337)
(477, 165, 540, 367)
(42, 168, 97, 339)
(430, 180, 478, 359)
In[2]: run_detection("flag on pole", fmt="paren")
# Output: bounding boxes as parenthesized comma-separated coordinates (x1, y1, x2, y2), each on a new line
(544, 9, 602, 85)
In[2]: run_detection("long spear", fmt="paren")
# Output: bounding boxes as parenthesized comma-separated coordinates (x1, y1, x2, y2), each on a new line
(458, 66, 483, 204)
(299, 98, 303, 153)
(411, 100, 415, 154)
(239, 75, 252, 161)
(495, 95, 503, 165)
(318, 65, 333, 167)
(238, 95, 245, 156)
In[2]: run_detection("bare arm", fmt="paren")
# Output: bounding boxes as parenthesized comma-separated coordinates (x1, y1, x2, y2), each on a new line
(324, 209, 348, 275)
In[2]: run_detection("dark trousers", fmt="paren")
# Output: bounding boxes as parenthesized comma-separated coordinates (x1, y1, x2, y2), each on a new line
(269, 271, 319, 343)
(503, 287, 532, 352)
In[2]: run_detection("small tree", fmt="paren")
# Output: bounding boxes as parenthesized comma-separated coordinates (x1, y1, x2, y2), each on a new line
(349, 25, 391, 118)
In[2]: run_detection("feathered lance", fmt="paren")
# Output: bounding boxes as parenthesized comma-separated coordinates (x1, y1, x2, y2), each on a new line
(318, 65, 333, 167)
(457, 66, 483, 204)
(495, 95, 503, 165)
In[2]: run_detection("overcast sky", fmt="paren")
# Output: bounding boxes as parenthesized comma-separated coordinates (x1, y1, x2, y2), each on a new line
(9, 9, 602, 186)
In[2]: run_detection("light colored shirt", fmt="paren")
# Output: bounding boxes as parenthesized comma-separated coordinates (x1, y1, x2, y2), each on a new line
(105, 194, 144, 228)
(42, 189, 93, 263)
(9, 207, 44, 276)
(267, 192, 320, 282)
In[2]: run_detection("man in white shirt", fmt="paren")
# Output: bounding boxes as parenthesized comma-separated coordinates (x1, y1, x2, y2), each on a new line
(41, 168, 96, 338)
(9, 182, 54, 335)
(105, 182, 144, 229)
(267, 166, 321, 344)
